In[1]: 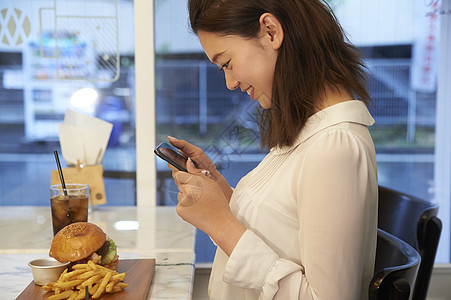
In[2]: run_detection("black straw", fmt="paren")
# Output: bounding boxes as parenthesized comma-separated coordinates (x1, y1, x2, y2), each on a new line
(85, 285, 89, 300)
(53, 150, 68, 196)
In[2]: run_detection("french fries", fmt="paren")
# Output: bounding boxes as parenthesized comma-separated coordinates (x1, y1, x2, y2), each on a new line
(42, 263, 127, 299)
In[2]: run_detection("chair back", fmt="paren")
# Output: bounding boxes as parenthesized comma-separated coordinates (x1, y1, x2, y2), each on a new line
(369, 229, 421, 300)
(378, 186, 442, 300)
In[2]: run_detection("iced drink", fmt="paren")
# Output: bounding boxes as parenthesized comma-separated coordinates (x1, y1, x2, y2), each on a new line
(50, 184, 89, 236)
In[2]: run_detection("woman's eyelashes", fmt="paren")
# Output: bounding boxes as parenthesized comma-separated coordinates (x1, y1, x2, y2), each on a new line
(220, 61, 230, 71)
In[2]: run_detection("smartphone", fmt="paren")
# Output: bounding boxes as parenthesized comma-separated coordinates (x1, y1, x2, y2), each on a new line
(154, 142, 188, 172)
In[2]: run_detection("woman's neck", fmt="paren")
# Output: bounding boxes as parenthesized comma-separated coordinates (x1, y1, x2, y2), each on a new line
(315, 85, 354, 112)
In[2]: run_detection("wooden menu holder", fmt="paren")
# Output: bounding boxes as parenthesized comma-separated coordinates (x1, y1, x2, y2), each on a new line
(51, 161, 107, 205)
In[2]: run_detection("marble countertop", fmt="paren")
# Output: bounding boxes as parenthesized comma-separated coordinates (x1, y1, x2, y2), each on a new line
(0, 206, 196, 300)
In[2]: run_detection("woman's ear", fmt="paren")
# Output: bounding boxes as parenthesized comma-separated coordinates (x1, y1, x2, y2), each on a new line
(259, 13, 284, 50)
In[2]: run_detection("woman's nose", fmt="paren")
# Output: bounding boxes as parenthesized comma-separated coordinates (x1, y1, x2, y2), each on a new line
(224, 71, 239, 90)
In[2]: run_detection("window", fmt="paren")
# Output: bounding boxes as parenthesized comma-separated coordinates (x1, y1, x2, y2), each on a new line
(332, 0, 450, 263)
(0, 0, 137, 206)
(154, 0, 451, 264)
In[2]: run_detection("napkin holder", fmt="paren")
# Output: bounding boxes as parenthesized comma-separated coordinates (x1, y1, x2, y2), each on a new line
(51, 161, 107, 206)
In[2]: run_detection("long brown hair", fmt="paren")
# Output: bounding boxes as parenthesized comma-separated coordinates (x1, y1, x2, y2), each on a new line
(189, 0, 370, 150)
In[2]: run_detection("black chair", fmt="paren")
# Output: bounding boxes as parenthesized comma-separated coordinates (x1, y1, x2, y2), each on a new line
(369, 228, 421, 300)
(378, 185, 442, 300)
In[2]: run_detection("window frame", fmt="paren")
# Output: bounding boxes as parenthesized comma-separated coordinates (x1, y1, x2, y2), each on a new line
(135, 0, 157, 206)
(434, 0, 451, 263)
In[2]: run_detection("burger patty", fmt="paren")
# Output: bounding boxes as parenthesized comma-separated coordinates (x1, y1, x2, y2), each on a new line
(95, 240, 110, 257)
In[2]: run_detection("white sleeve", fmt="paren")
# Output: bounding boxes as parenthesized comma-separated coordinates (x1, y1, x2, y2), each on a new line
(223, 230, 316, 299)
(221, 129, 376, 300)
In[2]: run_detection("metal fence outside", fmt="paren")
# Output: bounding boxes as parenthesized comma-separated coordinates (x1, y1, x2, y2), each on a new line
(0, 58, 437, 144)
(155, 58, 437, 144)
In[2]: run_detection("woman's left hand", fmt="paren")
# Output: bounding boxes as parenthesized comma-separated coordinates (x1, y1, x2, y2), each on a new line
(168, 160, 246, 256)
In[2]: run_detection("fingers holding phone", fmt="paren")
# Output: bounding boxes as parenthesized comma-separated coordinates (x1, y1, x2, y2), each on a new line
(159, 138, 233, 202)
(168, 137, 217, 172)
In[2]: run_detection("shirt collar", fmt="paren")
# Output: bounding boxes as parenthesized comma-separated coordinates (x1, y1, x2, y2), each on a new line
(270, 100, 375, 155)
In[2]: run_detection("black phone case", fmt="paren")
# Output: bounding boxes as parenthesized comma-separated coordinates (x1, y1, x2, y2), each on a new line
(154, 143, 188, 172)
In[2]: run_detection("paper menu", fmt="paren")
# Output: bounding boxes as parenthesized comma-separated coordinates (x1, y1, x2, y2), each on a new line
(59, 108, 113, 166)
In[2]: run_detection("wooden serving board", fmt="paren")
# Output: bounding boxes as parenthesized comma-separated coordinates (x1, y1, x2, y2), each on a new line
(17, 259, 155, 300)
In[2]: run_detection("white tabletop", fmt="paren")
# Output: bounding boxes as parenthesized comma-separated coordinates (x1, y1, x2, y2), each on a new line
(0, 206, 196, 300)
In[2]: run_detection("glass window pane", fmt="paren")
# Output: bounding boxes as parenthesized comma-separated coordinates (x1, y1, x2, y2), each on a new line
(155, 0, 449, 264)
(332, 0, 438, 202)
(0, 0, 136, 206)
(333, 0, 451, 263)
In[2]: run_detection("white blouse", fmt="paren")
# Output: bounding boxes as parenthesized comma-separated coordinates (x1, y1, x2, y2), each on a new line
(208, 100, 378, 300)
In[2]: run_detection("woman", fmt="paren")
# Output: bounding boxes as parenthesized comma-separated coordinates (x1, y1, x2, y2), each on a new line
(167, 0, 378, 299)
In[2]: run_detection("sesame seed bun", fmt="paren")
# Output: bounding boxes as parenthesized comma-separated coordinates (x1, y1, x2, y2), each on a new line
(49, 222, 106, 263)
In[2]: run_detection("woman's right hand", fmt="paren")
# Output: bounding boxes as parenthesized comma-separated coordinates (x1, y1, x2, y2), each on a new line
(168, 136, 233, 201)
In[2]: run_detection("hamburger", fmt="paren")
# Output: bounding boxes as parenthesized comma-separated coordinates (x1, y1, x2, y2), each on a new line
(49, 222, 119, 270)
